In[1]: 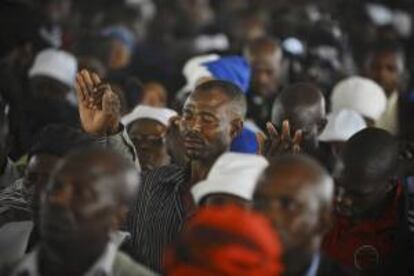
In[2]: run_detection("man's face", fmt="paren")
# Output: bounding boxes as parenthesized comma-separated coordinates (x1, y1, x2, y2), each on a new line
(179, 90, 236, 162)
(128, 119, 170, 171)
(334, 165, 392, 219)
(40, 164, 118, 262)
(24, 154, 61, 222)
(366, 51, 402, 96)
(250, 52, 282, 99)
(253, 166, 323, 252)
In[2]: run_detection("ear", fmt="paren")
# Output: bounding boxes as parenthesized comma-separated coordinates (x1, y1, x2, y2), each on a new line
(111, 205, 129, 231)
(230, 118, 243, 140)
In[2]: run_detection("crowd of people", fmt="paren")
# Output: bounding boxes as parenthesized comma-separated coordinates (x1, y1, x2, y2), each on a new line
(1, 0, 414, 275)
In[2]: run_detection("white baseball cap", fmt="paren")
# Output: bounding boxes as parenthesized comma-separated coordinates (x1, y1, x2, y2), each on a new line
(121, 105, 178, 127)
(319, 109, 367, 142)
(191, 152, 269, 205)
(330, 76, 387, 121)
(29, 48, 77, 88)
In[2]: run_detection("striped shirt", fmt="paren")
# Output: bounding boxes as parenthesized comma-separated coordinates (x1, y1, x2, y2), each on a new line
(0, 179, 32, 227)
(125, 164, 190, 272)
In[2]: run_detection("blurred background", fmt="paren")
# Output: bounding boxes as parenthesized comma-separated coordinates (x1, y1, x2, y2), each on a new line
(3, 0, 414, 158)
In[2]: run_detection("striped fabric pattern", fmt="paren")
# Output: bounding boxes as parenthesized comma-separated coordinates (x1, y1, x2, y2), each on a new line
(0, 180, 32, 227)
(126, 164, 189, 272)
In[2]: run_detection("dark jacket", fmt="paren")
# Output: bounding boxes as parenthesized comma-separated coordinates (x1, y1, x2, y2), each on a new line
(380, 178, 414, 276)
(317, 254, 352, 276)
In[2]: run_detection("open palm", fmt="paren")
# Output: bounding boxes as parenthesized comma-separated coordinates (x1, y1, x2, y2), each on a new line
(265, 120, 303, 158)
(75, 70, 120, 136)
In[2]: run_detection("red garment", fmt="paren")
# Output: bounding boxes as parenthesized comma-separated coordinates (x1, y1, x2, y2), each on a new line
(323, 184, 402, 271)
(165, 205, 284, 276)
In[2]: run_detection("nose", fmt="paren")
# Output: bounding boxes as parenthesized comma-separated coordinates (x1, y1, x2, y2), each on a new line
(187, 117, 202, 133)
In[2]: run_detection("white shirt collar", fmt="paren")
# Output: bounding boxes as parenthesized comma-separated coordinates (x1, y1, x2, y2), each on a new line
(11, 231, 130, 276)
(305, 253, 321, 276)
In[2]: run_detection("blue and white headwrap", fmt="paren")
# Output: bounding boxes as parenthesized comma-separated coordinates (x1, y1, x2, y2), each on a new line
(230, 128, 259, 154)
(181, 54, 251, 94)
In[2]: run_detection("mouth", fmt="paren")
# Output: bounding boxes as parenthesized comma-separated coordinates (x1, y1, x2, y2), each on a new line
(41, 211, 77, 242)
(183, 136, 205, 150)
(43, 221, 77, 245)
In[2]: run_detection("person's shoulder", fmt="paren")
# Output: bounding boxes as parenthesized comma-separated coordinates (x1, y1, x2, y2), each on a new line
(142, 164, 187, 189)
(113, 251, 158, 276)
(0, 253, 31, 276)
(143, 164, 186, 178)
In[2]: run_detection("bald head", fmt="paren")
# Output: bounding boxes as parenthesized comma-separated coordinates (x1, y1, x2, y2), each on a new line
(256, 154, 334, 209)
(272, 83, 325, 126)
(342, 128, 398, 181)
(192, 79, 247, 119)
(51, 149, 140, 205)
(272, 83, 326, 148)
(253, 154, 333, 258)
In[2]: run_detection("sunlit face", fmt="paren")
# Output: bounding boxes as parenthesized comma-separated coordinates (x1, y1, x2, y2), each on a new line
(179, 89, 236, 162)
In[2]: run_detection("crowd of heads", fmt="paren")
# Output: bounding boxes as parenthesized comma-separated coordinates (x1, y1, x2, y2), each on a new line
(1, 0, 414, 276)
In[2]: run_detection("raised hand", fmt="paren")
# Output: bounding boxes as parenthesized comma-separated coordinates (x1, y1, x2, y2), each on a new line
(264, 120, 303, 158)
(75, 69, 121, 136)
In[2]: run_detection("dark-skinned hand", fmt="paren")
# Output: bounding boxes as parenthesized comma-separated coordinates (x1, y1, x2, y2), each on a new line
(75, 69, 120, 136)
(264, 120, 303, 159)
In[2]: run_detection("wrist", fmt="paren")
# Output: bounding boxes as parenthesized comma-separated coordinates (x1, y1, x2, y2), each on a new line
(106, 123, 121, 136)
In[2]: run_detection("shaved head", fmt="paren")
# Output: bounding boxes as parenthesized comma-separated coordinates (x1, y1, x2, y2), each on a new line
(342, 128, 398, 180)
(192, 80, 247, 120)
(272, 83, 326, 149)
(254, 154, 333, 275)
(272, 83, 325, 126)
(50, 149, 140, 205)
(256, 154, 334, 212)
